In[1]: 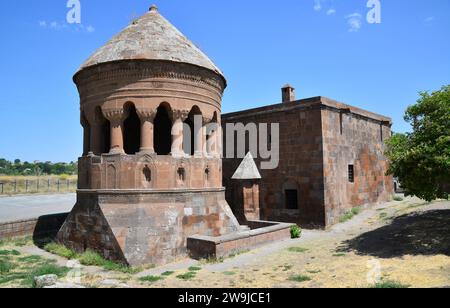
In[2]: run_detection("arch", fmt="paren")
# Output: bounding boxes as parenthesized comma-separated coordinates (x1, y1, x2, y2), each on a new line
(204, 167, 211, 187)
(154, 103, 172, 155)
(81, 110, 90, 156)
(135, 155, 156, 189)
(94, 106, 110, 154)
(106, 164, 117, 189)
(206, 112, 219, 156)
(183, 106, 202, 156)
(123, 102, 141, 155)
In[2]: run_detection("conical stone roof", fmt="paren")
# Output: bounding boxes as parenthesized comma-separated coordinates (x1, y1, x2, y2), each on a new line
(78, 5, 224, 78)
(232, 153, 262, 180)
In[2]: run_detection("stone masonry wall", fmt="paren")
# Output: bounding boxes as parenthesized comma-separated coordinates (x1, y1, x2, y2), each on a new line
(321, 101, 394, 226)
(58, 189, 240, 266)
(223, 100, 326, 227)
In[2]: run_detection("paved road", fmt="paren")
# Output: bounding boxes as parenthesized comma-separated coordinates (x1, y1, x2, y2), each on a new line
(0, 194, 75, 223)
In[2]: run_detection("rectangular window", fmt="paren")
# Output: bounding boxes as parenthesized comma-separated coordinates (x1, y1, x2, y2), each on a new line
(348, 165, 355, 183)
(285, 190, 299, 210)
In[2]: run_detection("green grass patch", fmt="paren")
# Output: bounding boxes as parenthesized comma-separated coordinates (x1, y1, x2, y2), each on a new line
(223, 271, 236, 276)
(139, 275, 163, 283)
(13, 237, 32, 247)
(289, 275, 312, 282)
(393, 196, 404, 202)
(0, 249, 21, 256)
(188, 266, 202, 272)
(307, 269, 321, 274)
(0, 259, 16, 274)
(201, 256, 224, 264)
(339, 207, 362, 223)
(161, 271, 175, 276)
(287, 247, 308, 253)
(78, 250, 140, 274)
(332, 253, 347, 257)
(25, 263, 70, 288)
(17, 255, 43, 264)
(370, 280, 410, 289)
(176, 272, 197, 280)
(0, 272, 28, 285)
(44, 242, 77, 259)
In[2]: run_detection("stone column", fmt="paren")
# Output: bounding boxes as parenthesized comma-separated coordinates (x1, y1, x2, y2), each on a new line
(81, 116, 90, 156)
(171, 111, 188, 158)
(206, 120, 221, 158)
(194, 116, 205, 157)
(103, 108, 127, 154)
(137, 109, 156, 154)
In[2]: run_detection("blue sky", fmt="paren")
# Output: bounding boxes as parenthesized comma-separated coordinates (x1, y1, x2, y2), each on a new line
(0, 0, 449, 162)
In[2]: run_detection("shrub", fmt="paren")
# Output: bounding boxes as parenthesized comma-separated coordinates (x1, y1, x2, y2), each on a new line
(290, 225, 302, 239)
(393, 196, 404, 202)
(188, 266, 202, 272)
(44, 243, 77, 259)
(161, 271, 175, 276)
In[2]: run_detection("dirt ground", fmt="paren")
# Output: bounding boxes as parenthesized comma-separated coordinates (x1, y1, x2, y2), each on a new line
(1, 196, 449, 288)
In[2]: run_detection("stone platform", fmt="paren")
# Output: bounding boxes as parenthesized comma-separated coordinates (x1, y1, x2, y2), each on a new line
(187, 221, 294, 260)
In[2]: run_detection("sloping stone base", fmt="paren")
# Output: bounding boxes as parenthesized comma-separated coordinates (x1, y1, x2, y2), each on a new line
(57, 188, 241, 266)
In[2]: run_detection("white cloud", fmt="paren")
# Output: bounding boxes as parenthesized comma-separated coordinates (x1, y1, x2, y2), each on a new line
(327, 9, 336, 16)
(314, 0, 322, 11)
(346, 13, 363, 32)
(425, 16, 434, 22)
(39, 21, 47, 27)
(86, 25, 95, 33)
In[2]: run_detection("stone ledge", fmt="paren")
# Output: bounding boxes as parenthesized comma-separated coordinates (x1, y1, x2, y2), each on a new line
(77, 188, 226, 195)
(187, 220, 294, 259)
(0, 213, 68, 241)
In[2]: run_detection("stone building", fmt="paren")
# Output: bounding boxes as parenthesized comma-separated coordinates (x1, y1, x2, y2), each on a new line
(58, 6, 292, 266)
(223, 85, 394, 228)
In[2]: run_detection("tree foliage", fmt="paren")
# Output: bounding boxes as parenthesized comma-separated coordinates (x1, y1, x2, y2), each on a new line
(386, 85, 450, 201)
(0, 159, 77, 176)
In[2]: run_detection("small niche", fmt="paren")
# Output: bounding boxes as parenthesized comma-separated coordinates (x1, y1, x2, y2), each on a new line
(177, 168, 186, 182)
(143, 165, 152, 183)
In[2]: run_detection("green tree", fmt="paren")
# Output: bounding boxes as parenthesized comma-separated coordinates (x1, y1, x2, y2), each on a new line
(386, 85, 450, 201)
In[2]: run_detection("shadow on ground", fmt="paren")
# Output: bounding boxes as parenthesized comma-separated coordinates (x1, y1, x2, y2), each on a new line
(338, 210, 450, 258)
(32, 213, 68, 247)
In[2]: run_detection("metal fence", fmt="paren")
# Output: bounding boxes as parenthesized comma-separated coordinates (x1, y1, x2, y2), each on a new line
(0, 178, 77, 195)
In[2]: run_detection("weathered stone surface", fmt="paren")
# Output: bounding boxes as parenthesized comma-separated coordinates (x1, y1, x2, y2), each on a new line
(34, 275, 58, 288)
(223, 94, 394, 228)
(79, 5, 224, 77)
(43, 282, 86, 289)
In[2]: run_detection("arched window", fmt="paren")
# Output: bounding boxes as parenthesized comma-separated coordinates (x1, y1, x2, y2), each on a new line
(184, 106, 202, 155)
(154, 104, 172, 155)
(94, 107, 110, 154)
(123, 102, 141, 155)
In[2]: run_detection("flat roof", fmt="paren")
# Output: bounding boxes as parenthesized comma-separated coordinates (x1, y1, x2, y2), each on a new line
(223, 96, 392, 125)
